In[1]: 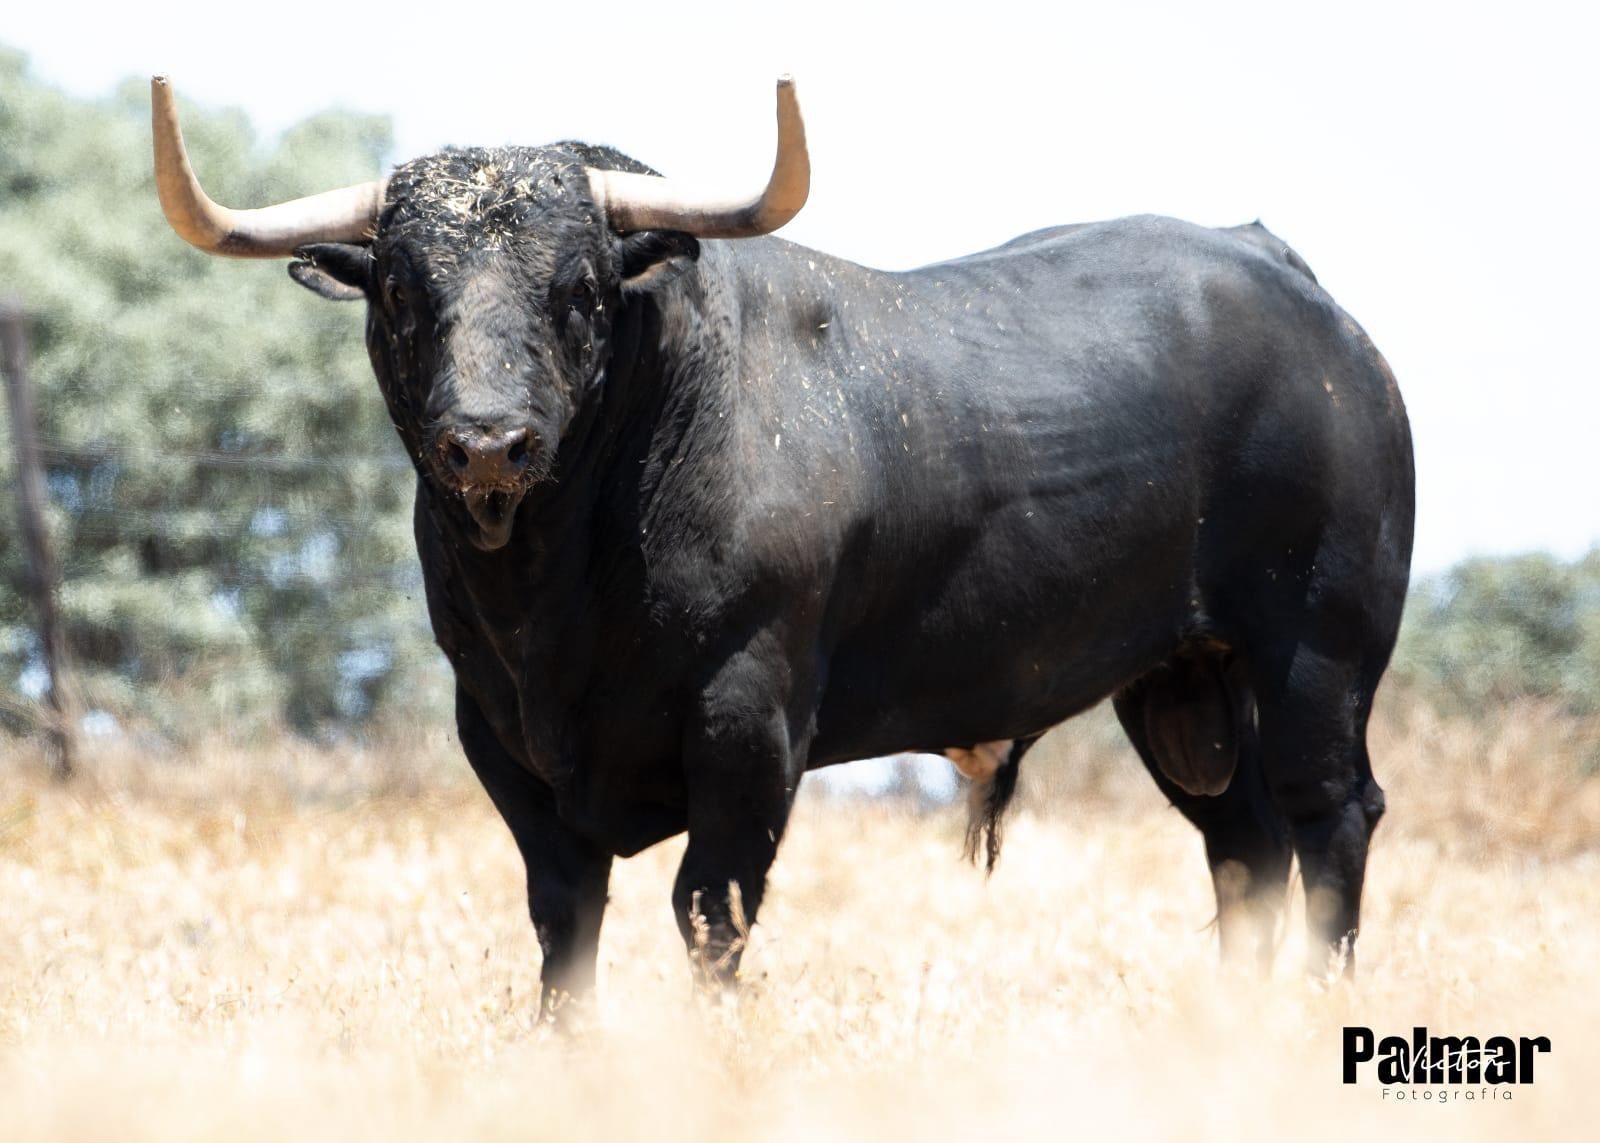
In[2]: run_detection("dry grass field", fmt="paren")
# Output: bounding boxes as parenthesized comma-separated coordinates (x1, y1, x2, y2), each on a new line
(3, 700, 1598, 1141)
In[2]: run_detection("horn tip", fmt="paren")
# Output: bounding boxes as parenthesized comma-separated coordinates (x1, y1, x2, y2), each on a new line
(152, 74, 171, 88)
(776, 74, 795, 89)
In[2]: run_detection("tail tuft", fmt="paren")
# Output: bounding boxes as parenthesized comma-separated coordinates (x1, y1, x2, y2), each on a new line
(962, 748, 1022, 874)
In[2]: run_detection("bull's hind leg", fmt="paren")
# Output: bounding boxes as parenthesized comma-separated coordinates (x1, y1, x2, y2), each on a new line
(1114, 655, 1291, 968)
(1251, 651, 1386, 979)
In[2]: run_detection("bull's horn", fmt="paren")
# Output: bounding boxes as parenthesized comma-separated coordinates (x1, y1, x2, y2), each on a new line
(587, 76, 809, 239)
(151, 76, 387, 258)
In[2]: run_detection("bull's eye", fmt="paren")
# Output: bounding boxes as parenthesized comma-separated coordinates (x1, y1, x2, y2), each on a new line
(570, 276, 596, 318)
(384, 276, 417, 338)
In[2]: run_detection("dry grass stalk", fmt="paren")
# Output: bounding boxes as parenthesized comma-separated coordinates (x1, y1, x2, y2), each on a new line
(1, 704, 1596, 1140)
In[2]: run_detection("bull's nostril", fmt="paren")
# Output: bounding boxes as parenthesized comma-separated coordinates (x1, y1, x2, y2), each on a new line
(446, 441, 471, 473)
(506, 438, 529, 468)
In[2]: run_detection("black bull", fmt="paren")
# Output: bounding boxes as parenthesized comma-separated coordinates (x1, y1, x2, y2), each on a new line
(162, 113, 1414, 1008)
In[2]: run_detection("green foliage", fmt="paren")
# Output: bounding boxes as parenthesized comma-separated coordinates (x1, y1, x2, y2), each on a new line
(1391, 549, 1600, 716)
(0, 50, 449, 740)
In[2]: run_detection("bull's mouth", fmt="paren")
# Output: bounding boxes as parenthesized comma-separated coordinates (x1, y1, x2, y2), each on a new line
(463, 486, 526, 551)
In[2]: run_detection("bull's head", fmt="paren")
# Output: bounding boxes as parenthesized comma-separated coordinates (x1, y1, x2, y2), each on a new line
(151, 77, 808, 550)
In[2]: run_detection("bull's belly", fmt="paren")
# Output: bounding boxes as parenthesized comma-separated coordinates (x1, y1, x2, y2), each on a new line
(803, 484, 1202, 765)
(807, 590, 1185, 767)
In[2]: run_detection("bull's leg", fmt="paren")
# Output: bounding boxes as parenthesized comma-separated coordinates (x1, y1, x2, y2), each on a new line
(1251, 652, 1386, 980)
(672, 649, 802, 990)
(1114, 676, 1291, 969)
(456, 686, 613, 1018)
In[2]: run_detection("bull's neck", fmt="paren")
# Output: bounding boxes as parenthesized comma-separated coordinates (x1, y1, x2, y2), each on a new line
(577, 258, 741, 541)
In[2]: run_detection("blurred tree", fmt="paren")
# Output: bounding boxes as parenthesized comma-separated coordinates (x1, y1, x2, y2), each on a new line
(1392, 549, 1600, 717)
(0, 49, 445, 741)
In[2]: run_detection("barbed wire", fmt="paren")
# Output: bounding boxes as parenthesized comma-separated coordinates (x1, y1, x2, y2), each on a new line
(59, 512, 413, 538)
(2, 458, 429, 616)
(31, 438, 413, 472)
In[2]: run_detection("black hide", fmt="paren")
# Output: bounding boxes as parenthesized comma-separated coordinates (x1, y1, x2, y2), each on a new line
(291, 144, 1414, 1004)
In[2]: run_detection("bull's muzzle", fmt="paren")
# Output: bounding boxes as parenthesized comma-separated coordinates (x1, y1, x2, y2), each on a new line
(440, 424, 531, 486)
(435, 424, 535, 550)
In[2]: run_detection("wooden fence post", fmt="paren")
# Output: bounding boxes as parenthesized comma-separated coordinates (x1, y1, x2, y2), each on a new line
(1, 299, 76, 781)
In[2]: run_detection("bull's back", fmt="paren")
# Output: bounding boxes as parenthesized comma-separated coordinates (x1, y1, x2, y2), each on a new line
(789, 216, 1410, 764)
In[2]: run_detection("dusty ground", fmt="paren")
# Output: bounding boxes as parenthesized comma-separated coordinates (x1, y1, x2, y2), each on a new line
(2, 702, 1598, 1141)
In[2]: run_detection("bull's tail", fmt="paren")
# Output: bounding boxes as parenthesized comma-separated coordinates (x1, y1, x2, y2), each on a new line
(953, 736, 1039, 874)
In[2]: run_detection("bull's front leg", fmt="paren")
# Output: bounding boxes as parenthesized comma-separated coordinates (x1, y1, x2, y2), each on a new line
(672, 647, 804, 989)
(455, 686, 613, 1019)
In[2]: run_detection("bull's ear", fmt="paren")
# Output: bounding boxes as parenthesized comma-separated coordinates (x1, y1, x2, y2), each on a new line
(617, 231, 699, 296)
(289, 243, 372, 302)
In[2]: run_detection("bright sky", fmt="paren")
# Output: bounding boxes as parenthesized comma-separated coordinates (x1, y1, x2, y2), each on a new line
(7, 0, 1597, 574)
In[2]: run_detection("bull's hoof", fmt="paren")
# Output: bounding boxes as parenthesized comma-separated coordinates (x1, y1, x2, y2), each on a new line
(537, 983, 599, 1033)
